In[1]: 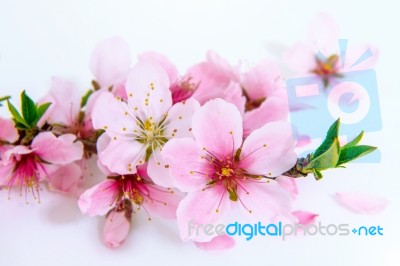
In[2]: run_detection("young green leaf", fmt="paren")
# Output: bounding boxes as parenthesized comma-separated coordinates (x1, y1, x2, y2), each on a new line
(306, 137, 341, 170)
(342, 131, 364, 149)
(312, 118, 340, 159)
(21, 91, 38, 127)
(313, 169, 323, 180)
(7, 100, 29, 128)
(35, 102, 52, 125)
(0, 95, 11, 106)
(337, 145, 377, 166)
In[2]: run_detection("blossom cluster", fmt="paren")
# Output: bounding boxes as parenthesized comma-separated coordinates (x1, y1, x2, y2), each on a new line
(0, 15, 383, 249)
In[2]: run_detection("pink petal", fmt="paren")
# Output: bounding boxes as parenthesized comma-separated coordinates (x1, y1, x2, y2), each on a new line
(292, 210, 318, 225)
(0, 118, 19, 143)
(78, 179, 118, 216)
(163, 97, 200, 138)
(103, 209, 131, 248)
(47, 163, 82, 195)
(91, 92, 138, 136)
(90, 36, 131, 88)
(195, 234, 235, 250)
(240, 59, 282, 99)
(240, 121, 296, 177)
(308, 12, 339, 55)
(162, 138, 210, 192)
(142, 184, 183, 219)
(125, 61, 172, 122)
(98, 138, 145, 175)
(333, 192, 389, 214)
(283, 42, 316, 74)
(275, 175, 298, 199)
(3, 145, 33, 162)
(243, 90, 289, 136)
(0, 162, 14, 185)
(236, 180, 295, 223)
(138, 51, 179, 85)
(41, 77, 81, 126)
(147, 149, 174, 187)
(192, 98, 243, 158)
(220, 82, 246, 115)
(32, 132, 83, 165)
(177, 187, 231, 242)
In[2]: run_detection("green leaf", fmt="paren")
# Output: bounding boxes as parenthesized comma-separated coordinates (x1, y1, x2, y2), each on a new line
(306, 137, 340, 170)
(341, 131, 364, 149)
(35, 102, 52, 125)
(312, 118, 340, 159)
(0, 95, 11, 106)
(21, 91, 38, 127)
(7, 100, 29, 128)
(80, 89, 93, 108)
(337, 145, 377, 166)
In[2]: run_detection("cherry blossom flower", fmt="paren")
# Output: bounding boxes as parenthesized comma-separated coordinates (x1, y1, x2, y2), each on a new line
(78, 164, 182, 219)
(162, 99, 297, 242)
(0, 132, 83, 202)
(92, 61, 200, 187)
(284, 13, 378, 87)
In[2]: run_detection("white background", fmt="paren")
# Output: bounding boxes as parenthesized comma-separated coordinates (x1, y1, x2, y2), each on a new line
(1, 0, 399, 265)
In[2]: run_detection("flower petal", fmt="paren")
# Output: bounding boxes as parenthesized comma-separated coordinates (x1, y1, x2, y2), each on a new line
(162, 138, 210, 192)
(47, 163, 82, 195)
(0, 118, 19, 143)
(240, 121, 296, 177)
(138, 51, 179, 85)
(91, 92, 138, 138)
(147, 149, 174, 187)
(177, 187, 230, 242)
(98, 139, 145, 175)
(78, 179, 118, 216)
(41, 77, 81, 126)
(90, 36, 131, 88)
(292, 210, 318, 225)
(192, 98, 243, 158)
(276, 175, 298, 199)
(163, 98, 200, 139)
(142, 184, 183, 219)
(103, 209, 131, 248)
(32, 132, 83, 165)
(333, 192, 389, 214)
(236, 180, 295, 223)
(195, 234, 235, 250)
(125, 61, 172, 121)
(243, 90, 289, 136)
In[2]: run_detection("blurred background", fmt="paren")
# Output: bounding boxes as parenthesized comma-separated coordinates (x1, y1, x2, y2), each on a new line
(0, 0, 399, 265)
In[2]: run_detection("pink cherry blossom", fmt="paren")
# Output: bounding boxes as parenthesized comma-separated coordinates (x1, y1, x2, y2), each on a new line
(78, 164, 182, 220)
(162, 99, 297, 242)
(0, 117, 19, 159)
(240, 60, 289, 136)
(91, 61, 200, 187)
(284, 13, 378, 87)
(40, 77, 95, 140)
(0, 132, 83, 202)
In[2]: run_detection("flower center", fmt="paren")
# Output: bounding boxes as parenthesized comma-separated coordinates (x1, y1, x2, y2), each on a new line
(311, 54, 341, 87)
(5, 153, 42, 203)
